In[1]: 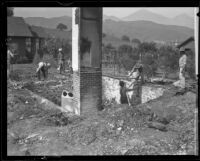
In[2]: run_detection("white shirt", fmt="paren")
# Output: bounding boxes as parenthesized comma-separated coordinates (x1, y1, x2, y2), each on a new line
(36, 62, 47, 72)
(179, 54, 187, 68)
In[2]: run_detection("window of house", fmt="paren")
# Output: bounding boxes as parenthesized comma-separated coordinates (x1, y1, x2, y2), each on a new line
(25, 38, 31, 52)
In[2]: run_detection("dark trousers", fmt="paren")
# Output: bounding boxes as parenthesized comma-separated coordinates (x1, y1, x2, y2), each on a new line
(37, 66, 47, 80)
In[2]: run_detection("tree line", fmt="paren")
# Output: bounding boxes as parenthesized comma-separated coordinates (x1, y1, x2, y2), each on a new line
(103, 41, 195, 79)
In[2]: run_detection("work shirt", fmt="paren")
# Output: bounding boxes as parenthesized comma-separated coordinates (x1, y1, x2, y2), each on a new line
(36, 62, 48, 73)
(179, 54, 187, 68)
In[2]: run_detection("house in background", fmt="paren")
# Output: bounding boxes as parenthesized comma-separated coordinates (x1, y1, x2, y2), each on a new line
(7, 17, 33, 62)
(29, 25, 48, 57)
(176, 36, 195, 53)
(7, 17, 48, 63)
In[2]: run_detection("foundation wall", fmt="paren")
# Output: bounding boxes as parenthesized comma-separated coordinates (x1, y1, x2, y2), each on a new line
(102, 75, 165, 104)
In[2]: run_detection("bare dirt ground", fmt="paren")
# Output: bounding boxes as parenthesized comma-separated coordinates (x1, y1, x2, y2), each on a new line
(7, 64, 198, 155)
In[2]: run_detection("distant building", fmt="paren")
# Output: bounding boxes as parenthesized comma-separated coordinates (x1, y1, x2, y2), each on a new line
(176, 36, 195, 53)
(7, 17, 47, 63)
(29, 25, 48, 56)
(7, 17, 33, 59)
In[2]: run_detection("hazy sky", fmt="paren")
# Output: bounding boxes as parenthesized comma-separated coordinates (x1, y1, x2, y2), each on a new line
(14, 7, 195, 18)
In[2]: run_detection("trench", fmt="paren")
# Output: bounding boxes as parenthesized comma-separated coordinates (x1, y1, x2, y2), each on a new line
(23, 74, 167, 116)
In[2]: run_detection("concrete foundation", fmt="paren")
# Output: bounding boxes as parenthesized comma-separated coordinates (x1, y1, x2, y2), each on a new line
(102, 75, 165, 105)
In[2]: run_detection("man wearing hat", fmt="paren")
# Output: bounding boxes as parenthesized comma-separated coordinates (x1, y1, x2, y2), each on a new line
(173, 47, 187, 89)
(57, 48, 65, 74)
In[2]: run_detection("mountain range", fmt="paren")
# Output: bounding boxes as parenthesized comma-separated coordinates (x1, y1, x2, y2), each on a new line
(103, 19, 193, 42)
(23, 9, 194, 43)
(122, 9, 194, 29)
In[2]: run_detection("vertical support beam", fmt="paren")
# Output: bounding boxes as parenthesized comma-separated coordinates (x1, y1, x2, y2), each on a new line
(72, 7, 103, 115)
(194, 7, 199, 77)
(72, 7, 81, 115)
(194, 7, 199, 156)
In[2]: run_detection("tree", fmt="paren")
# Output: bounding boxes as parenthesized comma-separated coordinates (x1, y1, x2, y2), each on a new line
(57, 23, 67, 31)
(137, 42, 158, 78)
(118, 44, 133, 54)
(7, 7, 14, 17)
(132, 38, 141, 45)
(121, 35, 130, 42)
(158, 45, 179, 72)
(138, 42, 157, 54)
(105, 43, 115, 50)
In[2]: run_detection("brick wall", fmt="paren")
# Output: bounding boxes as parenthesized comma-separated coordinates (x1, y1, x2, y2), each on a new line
(72, 71, 81, 115)
(73, 68, 102, 115)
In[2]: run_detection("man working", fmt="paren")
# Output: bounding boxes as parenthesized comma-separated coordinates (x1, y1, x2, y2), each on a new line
(126, 62, 143, 106)
(173, 48, 187, 89)
(57, 48, 65, 74)
(36, 62, 51, 80)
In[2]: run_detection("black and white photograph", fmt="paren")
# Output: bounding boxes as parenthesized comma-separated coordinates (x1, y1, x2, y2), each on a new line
(6, 7, 198, 156)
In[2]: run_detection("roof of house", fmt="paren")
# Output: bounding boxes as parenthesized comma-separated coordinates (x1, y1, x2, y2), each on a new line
(177, 36, 194, 49)
(29, 25, 48, 38)
(7, 17, 33, 37)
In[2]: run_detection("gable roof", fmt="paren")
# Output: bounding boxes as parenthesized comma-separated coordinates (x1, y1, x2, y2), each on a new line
(7, 17, 33, 37)
(177, 36, 194, 49)
(29, 25, 48, 38)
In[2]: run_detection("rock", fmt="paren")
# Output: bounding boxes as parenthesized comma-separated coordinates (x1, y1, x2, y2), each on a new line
(117, 127, 122, 131)
(118, 120, 124, 127)
(147, 121, 167, 132)
(19, 116, 24, 120)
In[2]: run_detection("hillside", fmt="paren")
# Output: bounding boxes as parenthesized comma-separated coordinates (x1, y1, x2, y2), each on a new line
(40, 26, 130, 48)
(103, 15, 121, 21)
(25, 16, 72, 30)
(24, 14, 120, 30)
(42, 27, 72, 41)
(122, 9, 194, 29)
(123, 9, 170, 25)
(24, 16, 194, 43)
(103, 19, 194, 42)
(103, 34, 134, 48)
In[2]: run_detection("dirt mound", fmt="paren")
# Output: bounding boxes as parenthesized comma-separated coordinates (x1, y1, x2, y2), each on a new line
(40, 112, 70, 127)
